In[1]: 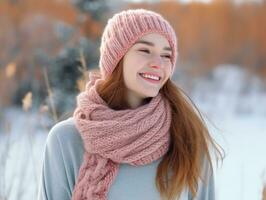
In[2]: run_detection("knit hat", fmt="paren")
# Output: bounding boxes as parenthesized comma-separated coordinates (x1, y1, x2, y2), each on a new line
(99, 9, 178, 79)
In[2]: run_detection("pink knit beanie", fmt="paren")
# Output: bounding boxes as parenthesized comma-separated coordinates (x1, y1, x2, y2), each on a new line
(99, 9, 178, 79)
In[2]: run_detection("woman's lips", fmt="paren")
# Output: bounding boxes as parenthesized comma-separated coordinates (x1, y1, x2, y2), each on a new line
(138, 73, 161, 84)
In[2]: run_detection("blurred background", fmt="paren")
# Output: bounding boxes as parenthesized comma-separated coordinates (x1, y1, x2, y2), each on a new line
(0, 0, 266, 199)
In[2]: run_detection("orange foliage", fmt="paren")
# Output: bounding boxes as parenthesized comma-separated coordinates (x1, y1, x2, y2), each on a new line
(0, 0, 103, 40)
(0, 0, 77, 25)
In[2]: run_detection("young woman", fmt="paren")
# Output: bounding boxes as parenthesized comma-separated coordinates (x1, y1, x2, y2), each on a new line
(38, 9, 222, 200)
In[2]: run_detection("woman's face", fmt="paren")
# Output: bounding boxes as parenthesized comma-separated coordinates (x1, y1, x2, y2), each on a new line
(122, 33, 172, 105)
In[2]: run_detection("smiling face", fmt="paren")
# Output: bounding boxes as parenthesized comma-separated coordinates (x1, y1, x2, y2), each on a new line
(122, 33, 172, 107)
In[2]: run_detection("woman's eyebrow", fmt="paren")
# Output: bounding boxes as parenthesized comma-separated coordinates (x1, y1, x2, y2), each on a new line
(134, 40, 172, 52)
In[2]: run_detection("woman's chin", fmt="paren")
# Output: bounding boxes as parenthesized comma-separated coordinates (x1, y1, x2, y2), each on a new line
(142, 90, 159, 98)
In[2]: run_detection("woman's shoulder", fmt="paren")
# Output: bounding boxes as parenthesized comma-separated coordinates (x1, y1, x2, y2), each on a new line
(46, 117, 84, 158)
(48, 118, 82, 145)
(39, 118, 84, 200)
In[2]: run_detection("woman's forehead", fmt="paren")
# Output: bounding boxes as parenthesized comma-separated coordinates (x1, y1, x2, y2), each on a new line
(134, 33, 171, 51)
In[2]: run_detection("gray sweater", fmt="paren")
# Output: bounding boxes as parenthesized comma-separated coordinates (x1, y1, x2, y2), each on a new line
(38, 118, 215, 200)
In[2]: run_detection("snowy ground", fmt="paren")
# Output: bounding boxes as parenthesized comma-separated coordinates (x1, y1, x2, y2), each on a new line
(210, 115, 266, 200)
(0, 65, 265, 200)
(0, 108, 50, 200)
(193, 65, 266, 200)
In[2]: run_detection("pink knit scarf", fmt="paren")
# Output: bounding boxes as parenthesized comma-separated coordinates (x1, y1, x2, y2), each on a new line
(72, 73, 172, 200)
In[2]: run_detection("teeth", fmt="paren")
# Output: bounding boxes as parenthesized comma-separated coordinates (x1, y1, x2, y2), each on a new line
(140, 73, 160, 81)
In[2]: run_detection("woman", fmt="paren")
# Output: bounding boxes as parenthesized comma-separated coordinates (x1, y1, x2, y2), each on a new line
(38, 9, 222, 200)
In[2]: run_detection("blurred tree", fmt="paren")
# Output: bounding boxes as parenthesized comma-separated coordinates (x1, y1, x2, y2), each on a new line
(44, 0, 109, 116)
(46, 38, 99, 116)
(0, 0, 108, 117)
(73, 0, 108, 21)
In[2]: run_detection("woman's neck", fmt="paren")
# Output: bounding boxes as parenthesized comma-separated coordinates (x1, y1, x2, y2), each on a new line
(126, 91, 151, 109)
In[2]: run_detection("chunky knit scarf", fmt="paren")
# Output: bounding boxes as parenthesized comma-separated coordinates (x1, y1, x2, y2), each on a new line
(72, 72, 172, 200)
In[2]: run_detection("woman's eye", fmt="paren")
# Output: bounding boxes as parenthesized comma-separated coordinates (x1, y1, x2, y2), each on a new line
(161, 54, 172, 59)
(139, 49, 150, 54)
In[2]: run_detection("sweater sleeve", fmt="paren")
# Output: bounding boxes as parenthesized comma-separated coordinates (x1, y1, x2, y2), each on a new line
(37, 118, 84, 200)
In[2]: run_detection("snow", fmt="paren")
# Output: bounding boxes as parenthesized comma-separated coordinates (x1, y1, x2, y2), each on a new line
(192, 65, 266, 200)
(0, 108, 50, 200)
(0, 64, 266, 200)
(209, 116, 266, 200)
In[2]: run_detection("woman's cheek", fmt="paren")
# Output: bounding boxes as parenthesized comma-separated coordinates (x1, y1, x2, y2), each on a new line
(135, 54, 148, 63)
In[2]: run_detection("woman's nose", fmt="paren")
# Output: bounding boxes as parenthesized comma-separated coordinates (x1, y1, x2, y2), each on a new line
(150, 55, 163, 69)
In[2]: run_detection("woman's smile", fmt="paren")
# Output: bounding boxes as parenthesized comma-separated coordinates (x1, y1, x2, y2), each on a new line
(138, 72, 161, 85)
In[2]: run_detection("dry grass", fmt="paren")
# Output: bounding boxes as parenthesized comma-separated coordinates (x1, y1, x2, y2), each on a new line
(77, 48, 101, 92)
(43, 67, 58, 123)
(77, 49, 89, 92)
(5, 62, 16, 78)
(22, 92, 32, 111)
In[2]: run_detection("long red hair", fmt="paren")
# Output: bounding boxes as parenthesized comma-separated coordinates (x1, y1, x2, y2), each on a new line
(95, 59, 223, 200)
